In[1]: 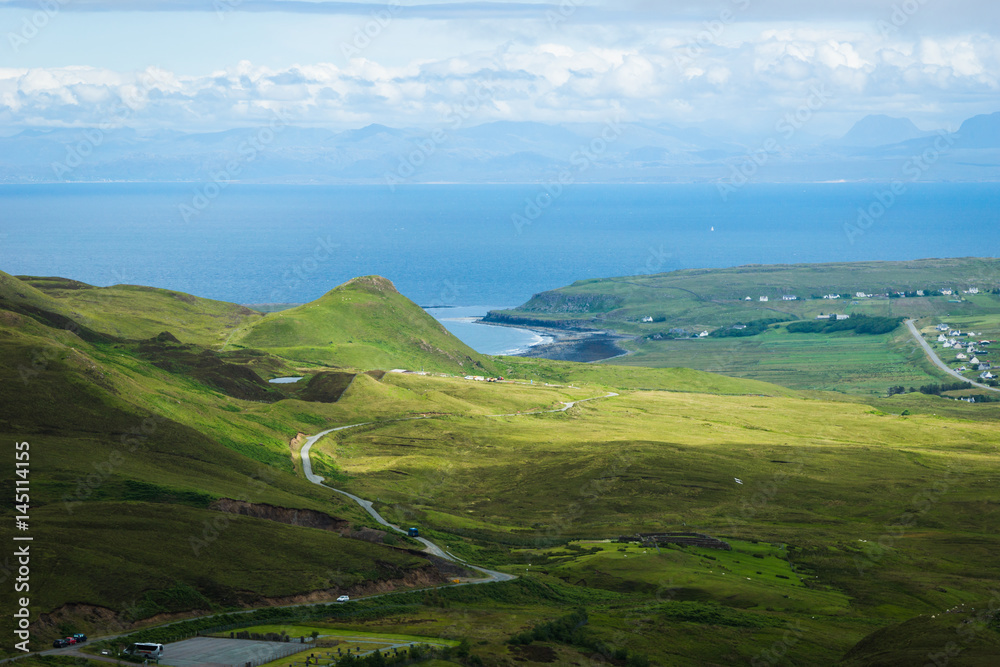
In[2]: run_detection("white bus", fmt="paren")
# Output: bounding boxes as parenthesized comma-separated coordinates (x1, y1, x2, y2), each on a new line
(126, 643, 164, 660)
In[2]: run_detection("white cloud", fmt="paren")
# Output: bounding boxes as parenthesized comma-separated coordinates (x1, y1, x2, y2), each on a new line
(0, 21, 996, 134)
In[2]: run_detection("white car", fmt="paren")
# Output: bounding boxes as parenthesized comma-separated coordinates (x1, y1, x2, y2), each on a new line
(336, 595, 350, 602)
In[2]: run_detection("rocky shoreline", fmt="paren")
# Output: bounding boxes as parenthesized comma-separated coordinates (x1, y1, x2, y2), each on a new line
(476, 320, 631, 363)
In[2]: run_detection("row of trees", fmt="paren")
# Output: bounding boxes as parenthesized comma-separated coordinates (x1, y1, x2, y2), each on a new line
(888, 383, 1000, 400)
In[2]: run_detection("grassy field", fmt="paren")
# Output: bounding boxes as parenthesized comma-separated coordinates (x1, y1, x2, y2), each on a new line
(606, 324, 945, 394)
(318, 383, 1000, 660)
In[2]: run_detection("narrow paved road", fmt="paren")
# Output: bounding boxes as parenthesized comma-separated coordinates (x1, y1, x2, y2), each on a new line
(905, 319, 1000, 393)
(300, 391, 619, 581)
(8, 391, 618, 665)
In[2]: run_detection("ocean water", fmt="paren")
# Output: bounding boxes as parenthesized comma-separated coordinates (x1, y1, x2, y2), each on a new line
(425, 306, 551, 356)
(1, 183, 997, 353)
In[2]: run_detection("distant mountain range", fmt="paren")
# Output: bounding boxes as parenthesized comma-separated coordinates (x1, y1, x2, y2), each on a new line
(1, 112, 997, 184)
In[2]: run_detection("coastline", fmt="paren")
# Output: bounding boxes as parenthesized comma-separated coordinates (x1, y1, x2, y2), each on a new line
(475, 319, 632, 363)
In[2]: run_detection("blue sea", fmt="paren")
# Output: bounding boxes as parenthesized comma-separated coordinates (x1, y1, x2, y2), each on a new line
(1, 183, 997, 354)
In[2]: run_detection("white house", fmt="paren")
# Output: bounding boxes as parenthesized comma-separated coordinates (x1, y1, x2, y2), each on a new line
(916, 290, 925, 296)
(836, 314, 851, 320)
(956, 353, 968, 360)
(855, 292, 870, 298)
(699, 330, 710, 338)
(759, 296, 769, 302)
(936, 323, 950, 331)
(816, 314, 831, 320)
(937, 334, 947, 342)
(981, 372, 996, 380)
(941, 289, 953, 296)
(965, 287, 980, 294)
(971, 357, 981, 366)
(823, 294, 841, 300)
(782, 295, 798, 301)
(641, 316, 654, 323)
(744, 296, 752, 301)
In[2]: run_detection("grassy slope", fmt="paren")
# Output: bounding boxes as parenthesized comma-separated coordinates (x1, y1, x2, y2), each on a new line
(325, 385, 1000, 661)
(228, 276, 497, 375)
(498, 356, 799, 396)
(16, 274, 263, 347)
(0, 303, 442, 647)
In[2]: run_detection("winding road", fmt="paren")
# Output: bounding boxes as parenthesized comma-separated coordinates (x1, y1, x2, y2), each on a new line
(299, 391, 619, 582)
(905, 319, 1000, 394)
(7, 391, 619, 666)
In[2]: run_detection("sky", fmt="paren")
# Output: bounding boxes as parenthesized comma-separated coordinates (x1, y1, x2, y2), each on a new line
(0, 0, 997, 138)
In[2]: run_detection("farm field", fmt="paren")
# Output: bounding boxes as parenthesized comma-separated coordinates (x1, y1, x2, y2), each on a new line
(605, 326, 944, 394)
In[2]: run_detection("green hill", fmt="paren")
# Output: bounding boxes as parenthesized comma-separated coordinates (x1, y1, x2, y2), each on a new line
(228, 275, 496, 374)
(840, 606, 1000, 666)
(18, 274, 262, 347)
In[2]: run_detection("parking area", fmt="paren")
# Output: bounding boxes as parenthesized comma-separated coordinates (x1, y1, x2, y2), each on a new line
(159, 637, 310, 667)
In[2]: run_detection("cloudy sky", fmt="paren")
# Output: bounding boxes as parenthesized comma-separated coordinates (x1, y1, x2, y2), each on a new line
(1, 0, 997, 137)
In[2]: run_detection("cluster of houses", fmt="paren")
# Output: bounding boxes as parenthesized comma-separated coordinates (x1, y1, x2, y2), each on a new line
(742, 295, 799, 302)
(934, 324, 996, 380)
(817, 313, 850, 320)
(726, 287, 988, 305)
